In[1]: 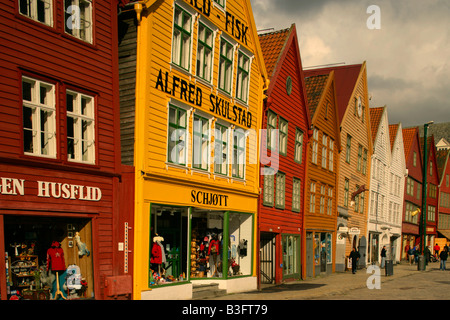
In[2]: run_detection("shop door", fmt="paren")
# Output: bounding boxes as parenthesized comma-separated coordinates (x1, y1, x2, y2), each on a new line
(358, 236, 367, 267)
(306, 233, 313, 278)
(260, 232, 275, 284)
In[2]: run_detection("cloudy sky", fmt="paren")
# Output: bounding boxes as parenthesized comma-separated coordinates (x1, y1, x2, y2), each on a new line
(251, 0, 450, 127)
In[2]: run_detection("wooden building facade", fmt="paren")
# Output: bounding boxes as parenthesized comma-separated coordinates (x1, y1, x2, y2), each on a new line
(118, 0, 268, 299)
(303, 70, 341, 278)
(0, 0, 134, 300)
(258, 24, 310, 284)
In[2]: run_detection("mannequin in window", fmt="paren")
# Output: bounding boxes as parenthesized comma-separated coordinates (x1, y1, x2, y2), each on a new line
(150, 235, 166, 280)
(208, 234, 220, 277)
(47, 241, 66, 300)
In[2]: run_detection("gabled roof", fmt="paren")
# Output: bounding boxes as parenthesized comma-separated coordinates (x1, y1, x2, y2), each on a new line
(389, 124, 399, 151)
(369, 107, 385, 144)
(437, 149, 450, 185)
(259, 28, 291, 80)
(302, 64, 363, 123)
(402, 127, 419, 162)
(304, 74, 329, 121)
(259, 24, 311, 128)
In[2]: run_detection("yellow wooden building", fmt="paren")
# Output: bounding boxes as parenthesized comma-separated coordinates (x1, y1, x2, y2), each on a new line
(118, 0, 268, 299)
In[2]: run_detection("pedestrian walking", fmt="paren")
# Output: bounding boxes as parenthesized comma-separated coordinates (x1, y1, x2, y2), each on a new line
(349, 247, 360, 274)
(408, 246, 414, 265)
(381, 246, 386, 268)
(440, 248, 448, 271)
(434, 243, 440, 259)
(424, 246, 431, 265)
(414, 246, 419, 264)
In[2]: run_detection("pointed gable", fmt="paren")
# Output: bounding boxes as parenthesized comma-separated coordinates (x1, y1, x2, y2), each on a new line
(258, 28, 290, 79)
(302, 64, 362, 124)
(437, 149, 450, 185)
(403, 127, 418, 162)
(389, 124, 399, 151)
(304, 74, 329, 120)
(369, 107, 384, 144)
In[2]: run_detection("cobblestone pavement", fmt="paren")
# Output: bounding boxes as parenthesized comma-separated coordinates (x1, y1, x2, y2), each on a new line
(208, 261, 450, 300)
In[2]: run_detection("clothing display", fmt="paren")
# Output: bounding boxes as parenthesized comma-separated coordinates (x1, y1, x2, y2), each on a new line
(47, 241, 66, 272)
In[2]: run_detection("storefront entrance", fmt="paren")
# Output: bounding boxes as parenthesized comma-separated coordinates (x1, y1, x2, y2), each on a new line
(3, 215, 94, 300)
(148, 204, 253, 288)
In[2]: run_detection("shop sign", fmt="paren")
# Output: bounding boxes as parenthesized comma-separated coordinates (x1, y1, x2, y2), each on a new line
(349, 227, 360, 235)
(191, 190, 229, 207)
(0, 177, 102, 201)
(155, 69, 253, 128)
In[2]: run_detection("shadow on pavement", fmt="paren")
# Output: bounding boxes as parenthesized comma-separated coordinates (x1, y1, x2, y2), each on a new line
(260, 283, 326, 293)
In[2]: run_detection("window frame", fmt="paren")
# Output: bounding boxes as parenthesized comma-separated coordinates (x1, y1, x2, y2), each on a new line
(214, 122, 229, 176)
(192, 113, 210, 171)
(275, 172, 286, 209)
(196, 21, 214, 83)
(292, 178, 301, 213)
(279, 117, 288, 156)
(19, 0, 54, 26)
(66, 89, 96, 164)
(218, 37, 234, 94)
(64, 0, 93, 44)
(235, 50, 251, 104)
(294, 128, 304, 164)
(231, 128, 246, 180)
(171, 4, 193, 71)
(167, 104, 188, 166)
(22, 76, 57, 159)
(263, 167, 275, 207)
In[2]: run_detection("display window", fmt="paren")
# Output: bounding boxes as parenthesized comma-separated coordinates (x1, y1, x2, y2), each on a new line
(149, 204, 253, 287)
(282, 234, 300, 278)
(3, 215, 94, 300)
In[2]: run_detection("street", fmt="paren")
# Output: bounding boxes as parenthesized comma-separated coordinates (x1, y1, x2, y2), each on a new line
(316, 267, 450, 300)
(208, 261, 450, 300)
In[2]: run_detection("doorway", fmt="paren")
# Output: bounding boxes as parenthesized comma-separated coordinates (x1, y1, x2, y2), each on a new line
(260, 232, 276, 284)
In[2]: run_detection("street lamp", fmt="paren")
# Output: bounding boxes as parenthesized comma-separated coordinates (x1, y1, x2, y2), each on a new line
(419, 121, 433, 271)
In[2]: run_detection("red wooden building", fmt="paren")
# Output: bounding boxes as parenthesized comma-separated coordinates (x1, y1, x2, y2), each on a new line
(0, 0, 134, 300)
(437, 149, 450, 243)
(258, 25, 310, 284)
(420, 135, 440, 247)
(401, 127, 423, 259)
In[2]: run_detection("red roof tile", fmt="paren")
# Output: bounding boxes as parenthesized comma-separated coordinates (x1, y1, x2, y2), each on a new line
(258, 27, 291, 79)
(402, 127, 419, 161)
(304, 64, 362, 123)
(369, 107, 384, 144)
(304, 74, 329, 120)
(389, 124, 399, 151)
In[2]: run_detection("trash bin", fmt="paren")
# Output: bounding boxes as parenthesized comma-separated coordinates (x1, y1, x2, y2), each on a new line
(385, 260, 394, 276)
(418, 255, 426, 271)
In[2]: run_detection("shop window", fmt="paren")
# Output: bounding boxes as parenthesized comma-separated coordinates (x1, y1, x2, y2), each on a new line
(22, 76, 56, 158)
(167, 105, 187, 166)
(196, 22, 213, 82)
(19, 0, 53, 26)
(214, 123, 228, 175)
(66, 90, 95, 164)
(228, 212, 253, 277)
(235, 51, 250, 104)
(172, 5, 192, 71)
(192, 114, 210, 171)
(4, 216, 93, 300)
(282, 235, 299, 277)
(218, 38, 234, 94)
(150, 206, 189, 285)
(64, 0, 93, 43)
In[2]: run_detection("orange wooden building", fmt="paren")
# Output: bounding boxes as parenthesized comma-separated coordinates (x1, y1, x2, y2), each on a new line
(303, 70, 341, 278)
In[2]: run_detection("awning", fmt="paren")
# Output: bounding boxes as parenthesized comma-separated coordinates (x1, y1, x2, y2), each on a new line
(438, 230, 450, 240)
